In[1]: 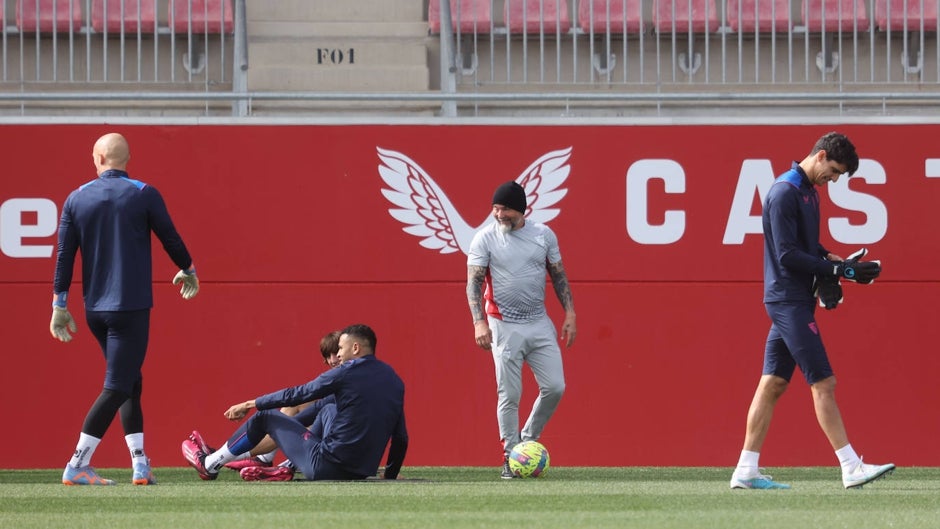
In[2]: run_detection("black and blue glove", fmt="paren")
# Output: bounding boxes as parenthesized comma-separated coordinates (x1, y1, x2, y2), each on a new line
(832, 248, 881, 284)
(814, 275, 843, 310)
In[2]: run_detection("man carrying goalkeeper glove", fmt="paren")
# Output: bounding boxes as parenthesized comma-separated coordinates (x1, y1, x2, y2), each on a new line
(730, 132, 893, 491)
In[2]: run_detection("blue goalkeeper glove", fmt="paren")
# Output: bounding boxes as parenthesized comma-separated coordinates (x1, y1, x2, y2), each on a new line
(832, 248, 881, 284)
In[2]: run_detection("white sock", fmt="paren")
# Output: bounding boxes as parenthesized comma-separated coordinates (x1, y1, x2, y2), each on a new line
(835, 444, 860, 472)
(204, 443, 247, 474)
(125, 433, 147, 466)
(68, 433, 101, 468)
(256, 450, 276, 464)
(735, 450, 760, 476)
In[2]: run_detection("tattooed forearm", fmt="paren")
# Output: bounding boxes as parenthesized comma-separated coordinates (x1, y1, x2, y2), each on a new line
(547, 261, 575, 312)
(467, 265, 488, 322)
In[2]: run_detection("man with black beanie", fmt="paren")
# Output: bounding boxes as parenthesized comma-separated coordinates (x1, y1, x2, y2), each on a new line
(466, 180, 577, 478)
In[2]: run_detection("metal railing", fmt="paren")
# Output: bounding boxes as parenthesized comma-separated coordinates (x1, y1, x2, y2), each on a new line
(0, 0, 241, 115)
(438, 0, 940, 85)
(0, 0, 939, 118)
(431, 0, 940, 116)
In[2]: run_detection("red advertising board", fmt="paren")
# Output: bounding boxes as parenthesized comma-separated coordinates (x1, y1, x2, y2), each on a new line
(1, 124, 937, 470)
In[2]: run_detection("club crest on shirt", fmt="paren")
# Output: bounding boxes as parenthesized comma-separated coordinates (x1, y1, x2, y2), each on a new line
(377, 146, 572, 256)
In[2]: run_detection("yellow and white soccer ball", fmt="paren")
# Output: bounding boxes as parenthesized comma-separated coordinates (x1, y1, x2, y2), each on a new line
(508, 441, 550, 478)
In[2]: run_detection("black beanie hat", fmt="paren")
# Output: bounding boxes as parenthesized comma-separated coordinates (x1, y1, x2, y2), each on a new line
(492, 181, 527, 214)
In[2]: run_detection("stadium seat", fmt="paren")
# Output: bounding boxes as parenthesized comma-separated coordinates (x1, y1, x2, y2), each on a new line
(802, 0, 870, 32)
(726, 0, 792, 32)
(15, 0, 83, 32)
(91, 0, 157, 33)
(653, 0, 721, 32)
(428, 0, 493, 34)
(169, 0, 233, 34)
(577, 0, 644, 33)
(504, 0, 572, 34)
(874, 0, 939, 31)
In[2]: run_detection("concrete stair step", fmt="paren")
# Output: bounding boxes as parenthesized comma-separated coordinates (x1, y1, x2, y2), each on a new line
(247, 64, 429, 91)
(247, 21, 429, 38)
(246, 0, 423, 23)
(249, 39, 426, 67)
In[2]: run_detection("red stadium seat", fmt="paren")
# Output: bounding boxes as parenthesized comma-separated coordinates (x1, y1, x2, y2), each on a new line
(802, 0, 870, 31)
(578, 0, 644, 33)
(874, 0, 939, 31)
(16, 0, 83, 32)
(726, 0, 792, 32)
(428, 0, 493, 34)
(169, 0, 233, 34)
(505, 0, 572, 34)
(92, 0, 157, 33)
(653, 0, 721, 32)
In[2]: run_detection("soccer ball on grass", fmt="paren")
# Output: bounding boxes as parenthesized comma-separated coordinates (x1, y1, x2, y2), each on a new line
(508, 441, 550, 478)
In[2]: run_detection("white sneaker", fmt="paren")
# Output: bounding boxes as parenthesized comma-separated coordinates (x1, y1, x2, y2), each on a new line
(842, 458, 895, 489)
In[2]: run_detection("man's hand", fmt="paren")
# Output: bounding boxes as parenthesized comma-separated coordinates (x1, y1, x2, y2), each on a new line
(50, 306, 77, 342)
(224, 400, 255, 421)
(560, 313, 577, 347)
(834, 248, 881, 284)
(377, 467, 403, 479)
(474, 320, 493, 350)
(814, 276, 843, 310)
(173, 269, 200, 299)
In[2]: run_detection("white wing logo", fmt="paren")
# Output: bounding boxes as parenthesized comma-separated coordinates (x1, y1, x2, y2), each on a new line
(377, 146, 572, 255)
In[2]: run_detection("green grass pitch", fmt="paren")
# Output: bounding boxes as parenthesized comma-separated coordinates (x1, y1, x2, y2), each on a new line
(1, 467, 938, 529)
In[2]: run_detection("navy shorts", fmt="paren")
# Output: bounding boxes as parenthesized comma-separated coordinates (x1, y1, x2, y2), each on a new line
(762, 302, 833, 384)
(86, 309, 150, 396)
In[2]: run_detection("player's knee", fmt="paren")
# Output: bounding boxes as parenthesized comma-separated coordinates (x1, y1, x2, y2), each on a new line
(542, 381, 565, 400)
(497, 399, 520, 414)
(253, 408, 275, 419)
(130, 379, 143, 400)
(497, 386, 523, 403)
(810, 375, 837, 396)
(759, 375, 789, 399)
(101, 387, 131, 404)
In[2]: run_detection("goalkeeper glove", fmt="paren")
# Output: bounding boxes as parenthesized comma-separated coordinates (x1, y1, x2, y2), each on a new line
(832, 248, 881, 284)
(173, 267, 200, 300)
(50, 306, 77, 342)
(814, 275, 843, 310)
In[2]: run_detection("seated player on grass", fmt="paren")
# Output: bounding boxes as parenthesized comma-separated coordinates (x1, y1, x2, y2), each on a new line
(188, 330, 342, 481)
(182, 324, 408, 481)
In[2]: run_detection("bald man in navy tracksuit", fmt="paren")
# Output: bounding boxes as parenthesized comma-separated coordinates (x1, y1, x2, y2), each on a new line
(52, 132, 199, 486)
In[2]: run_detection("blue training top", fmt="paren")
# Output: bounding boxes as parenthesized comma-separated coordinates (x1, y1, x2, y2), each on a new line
(762, 162, 836, 303)
(53, 169, 192, 311)
(254, 354, 409, 479)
